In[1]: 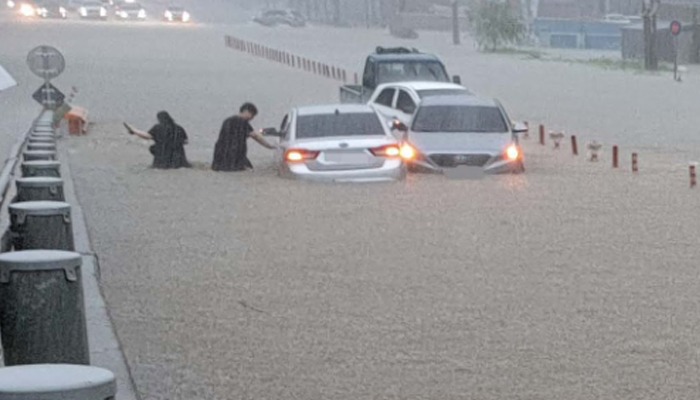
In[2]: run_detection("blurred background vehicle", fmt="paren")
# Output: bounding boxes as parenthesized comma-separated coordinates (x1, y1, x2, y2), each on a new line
(15, 0, 38, 16)
(253, 9, 306, 27)
(78, 0, 107, 19)
(35, 0, 68, 18)
(115, 2, 145, 20)
(163, 5, 189, 22)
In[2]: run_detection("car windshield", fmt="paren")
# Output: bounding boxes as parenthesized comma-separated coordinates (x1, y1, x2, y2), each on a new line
(296, 112, 385, 139)
(167, 6, 182, 11)
(376, 61, 449, 84)
(412, 105, 508, 133)
(417, 89, 469, 98)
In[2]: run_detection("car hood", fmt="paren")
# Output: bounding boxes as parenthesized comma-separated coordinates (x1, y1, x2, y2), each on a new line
(407, 131, 514, 154)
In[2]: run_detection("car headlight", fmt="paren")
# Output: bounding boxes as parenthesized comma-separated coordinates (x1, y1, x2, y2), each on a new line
(164, 10, 171, 18)
(99, 6, 106, 15)
(182, 11, 189, 21)
(7, 0, 16, 8)
(137, 8, 145, 17)
(19, 3, 35, 15)
(505, 144, 520, 161)
(59, 6, 65, 13)
(79, 6, 86, 14)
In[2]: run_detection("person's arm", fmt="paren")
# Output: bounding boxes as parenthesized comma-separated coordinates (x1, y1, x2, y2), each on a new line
(124, 123, 153, 140)
(250, 130, 277, 149)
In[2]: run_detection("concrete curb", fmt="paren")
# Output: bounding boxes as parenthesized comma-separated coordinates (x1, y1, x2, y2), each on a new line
(59, 142, 139, 400)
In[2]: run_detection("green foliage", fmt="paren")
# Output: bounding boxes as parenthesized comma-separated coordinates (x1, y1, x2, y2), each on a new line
(470, 1, 525, 52)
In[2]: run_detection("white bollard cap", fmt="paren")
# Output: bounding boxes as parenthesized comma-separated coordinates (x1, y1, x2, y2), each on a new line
(0, 364, 116, 400)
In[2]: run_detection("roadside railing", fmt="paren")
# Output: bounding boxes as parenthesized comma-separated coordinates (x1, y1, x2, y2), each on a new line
(0, 109, 118, 399)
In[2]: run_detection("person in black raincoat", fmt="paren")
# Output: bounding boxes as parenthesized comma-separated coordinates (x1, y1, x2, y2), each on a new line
(211, 102, 276, 172)
(124, 111, 191, 169)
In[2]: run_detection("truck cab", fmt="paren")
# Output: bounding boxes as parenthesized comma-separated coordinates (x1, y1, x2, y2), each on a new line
(340, 47, 461, 104)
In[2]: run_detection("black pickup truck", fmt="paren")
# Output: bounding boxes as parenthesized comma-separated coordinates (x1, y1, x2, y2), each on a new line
(340, 47, 461, 104)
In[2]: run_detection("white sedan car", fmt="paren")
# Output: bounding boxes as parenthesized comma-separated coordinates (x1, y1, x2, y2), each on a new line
(263, 104, 409, 183)
(368, 81, 472, 127)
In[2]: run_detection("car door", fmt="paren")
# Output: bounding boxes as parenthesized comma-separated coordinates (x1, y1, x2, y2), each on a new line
(371, 87, 397, 123)
(394, 89, 417, 126)
(275, 113, 291, 169)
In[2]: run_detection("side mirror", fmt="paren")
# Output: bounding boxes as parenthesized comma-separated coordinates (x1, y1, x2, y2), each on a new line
(512, 122, 528, 134)
(392, 120, 408, 132)
(452, 75, 461, 84)
(262, 127, 282, 137)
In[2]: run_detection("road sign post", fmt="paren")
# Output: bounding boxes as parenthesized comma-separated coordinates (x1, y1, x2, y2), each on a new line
(26, 45, 66, 110)
(671, 21, 682, 81)
(32, 82, 65, 109)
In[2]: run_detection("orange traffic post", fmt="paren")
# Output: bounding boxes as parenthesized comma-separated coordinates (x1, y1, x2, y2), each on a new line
(539, 124, 545, 145)
(690, 164, 697, 188)
(571, 135, 578, 156)
(632, 153, 638, 173)
(612, 145, 619, 168)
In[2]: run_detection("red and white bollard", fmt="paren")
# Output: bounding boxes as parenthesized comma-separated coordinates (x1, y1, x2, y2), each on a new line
(690, 163, 697, 188)
(631, 153, 638, 173)
(539, 124, 545, 145)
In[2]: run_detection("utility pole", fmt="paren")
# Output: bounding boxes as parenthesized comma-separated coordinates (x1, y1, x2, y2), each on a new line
(452, 0, 461, 45)
(642, 0, 660, 71)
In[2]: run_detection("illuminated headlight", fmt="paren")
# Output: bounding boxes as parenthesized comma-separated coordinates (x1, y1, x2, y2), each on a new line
(7, 0, 15, 8)
(182, 11, 189, 21)
(505, 144, 520, 161)
(137, 8, 145, 18)
(36, 6, 46, 15)
(79, 6, 86, 15)
(164, 10, 171, 18)
(19, 3, 35, 15)
(118, 10, 126, 17)
(59, 6, 65, 14)
(99, 6, 106, 16)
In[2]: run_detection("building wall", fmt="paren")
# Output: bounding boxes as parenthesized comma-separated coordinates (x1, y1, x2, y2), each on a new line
(621, 26, 699, 64)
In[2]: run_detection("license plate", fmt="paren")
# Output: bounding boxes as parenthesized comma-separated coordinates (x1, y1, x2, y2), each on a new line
(325, 152, 368, 164)
(444, 165, 484, 180)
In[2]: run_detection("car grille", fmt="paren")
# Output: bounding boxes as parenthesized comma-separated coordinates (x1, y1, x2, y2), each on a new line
(429, 154, 492, 168)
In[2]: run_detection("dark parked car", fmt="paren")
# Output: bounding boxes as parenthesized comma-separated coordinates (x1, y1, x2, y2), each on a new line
(253, 9, 305, 27)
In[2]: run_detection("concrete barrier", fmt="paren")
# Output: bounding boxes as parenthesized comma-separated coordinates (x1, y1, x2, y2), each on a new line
(0, 251, 89, 366)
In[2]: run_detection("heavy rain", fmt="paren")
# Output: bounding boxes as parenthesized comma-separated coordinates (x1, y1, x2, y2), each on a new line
(0, 0, 699, 399)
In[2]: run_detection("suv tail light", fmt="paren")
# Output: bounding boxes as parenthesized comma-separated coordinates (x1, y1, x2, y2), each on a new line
(370, 144, 401, 158)
(285, 149, 319, 163)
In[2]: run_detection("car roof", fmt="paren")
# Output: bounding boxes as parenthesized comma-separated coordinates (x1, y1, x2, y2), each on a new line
(375, 81, 468, 92)
(296, 104, 377, 116)
(369, 53, 442, 63)
(418, 95, 499, 108)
